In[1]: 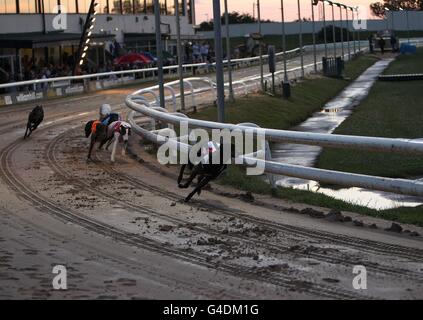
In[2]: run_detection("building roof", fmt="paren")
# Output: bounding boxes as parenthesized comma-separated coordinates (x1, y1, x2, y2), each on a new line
(0, 32, 115, 49)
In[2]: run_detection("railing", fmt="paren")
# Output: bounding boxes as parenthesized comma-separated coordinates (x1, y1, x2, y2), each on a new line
(126, 96, 423, 198)
(0, 41, 367, 106)
(124, 43, 423, 199)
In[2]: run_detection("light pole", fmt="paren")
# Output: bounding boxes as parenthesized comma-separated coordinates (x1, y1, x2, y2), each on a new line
(297, 0, 304, 77)
(356, 7, 361, 52)
(257, 0, 264, 90)
(384, 8, 389, 30)
(175, 0, 185, 111)
(337, 3, 344, 59)
(281, 0, 288, 83)
(344, 5, 350, 59)
(400, 7, 410, 43)
(327, 1, 336, 58)
(311, 0, 318, 72)
(322, 0, 328, 58)
(350, 7, 356, 54)
(224, 0, 235, 102)
(385, 7, 395, 33)
(154, 0, 165, 108)
(213, 0, 225, 123)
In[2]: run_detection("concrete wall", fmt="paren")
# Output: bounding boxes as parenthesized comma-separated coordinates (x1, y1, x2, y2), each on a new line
(0, 13, 196, 43)
(198, 11, 423, 39)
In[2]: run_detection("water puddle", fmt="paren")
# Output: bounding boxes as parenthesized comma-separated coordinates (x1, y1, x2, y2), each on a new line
(271, 59, 423, 210)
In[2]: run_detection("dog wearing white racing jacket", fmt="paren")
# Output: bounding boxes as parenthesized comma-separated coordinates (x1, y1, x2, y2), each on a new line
(99, 121, 132, 163)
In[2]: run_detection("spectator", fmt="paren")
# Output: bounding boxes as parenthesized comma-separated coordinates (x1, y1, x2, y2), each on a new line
(368, 34, 375, 54)
(390, 34, 397, 53)
(192, 43, 200, 63)
(379, 37, 386, 55)
(200, 43, 209, 63)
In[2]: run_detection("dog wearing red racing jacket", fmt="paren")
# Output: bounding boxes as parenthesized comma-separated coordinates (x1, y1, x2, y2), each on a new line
(99, 121, 132, 163)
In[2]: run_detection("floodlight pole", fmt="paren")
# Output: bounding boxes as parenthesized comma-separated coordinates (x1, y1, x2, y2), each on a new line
(345, 5, 350, 59)
(338, 4, 344, 58)
(297, 0, 304, 77)
(154, 0, 165, 108)
(281, 0, 288, 83)
(257, 0, 264, 90)
(224, 0, 235, 102)
(322, 1, 328, 58)
(175, 0, 185, 111)
(213, 0, 225, 123)
(311, 0, 317, 72)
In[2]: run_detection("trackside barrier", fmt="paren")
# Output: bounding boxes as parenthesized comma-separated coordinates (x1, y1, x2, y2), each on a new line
(0, 41, 369, 106)
(128, 44, 369, 114)
(126, 96, 423, 198)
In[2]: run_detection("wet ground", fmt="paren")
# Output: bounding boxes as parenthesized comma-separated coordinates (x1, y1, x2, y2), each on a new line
(271, 58, 423, 210)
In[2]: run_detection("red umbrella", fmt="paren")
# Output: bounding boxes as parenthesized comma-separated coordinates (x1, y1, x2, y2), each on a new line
(113, 53, 152, 65)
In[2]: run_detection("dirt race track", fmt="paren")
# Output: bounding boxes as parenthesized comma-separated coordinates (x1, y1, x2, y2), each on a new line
(0, 86, 423, 300)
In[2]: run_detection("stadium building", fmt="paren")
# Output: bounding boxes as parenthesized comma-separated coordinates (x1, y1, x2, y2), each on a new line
(0, 0, 198, 81)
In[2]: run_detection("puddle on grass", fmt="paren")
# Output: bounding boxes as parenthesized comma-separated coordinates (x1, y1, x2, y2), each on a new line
(271, 59, 423, 210)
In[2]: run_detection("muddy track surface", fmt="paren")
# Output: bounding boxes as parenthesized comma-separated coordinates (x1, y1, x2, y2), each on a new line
(1, 86, 423, 299)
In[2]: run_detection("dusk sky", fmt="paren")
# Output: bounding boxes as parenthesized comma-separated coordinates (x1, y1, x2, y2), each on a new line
(195, 0, 378, 23)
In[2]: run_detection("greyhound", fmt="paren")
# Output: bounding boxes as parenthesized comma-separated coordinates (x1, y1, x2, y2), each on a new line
(85, 120, 108, 162)
(99, 121, 132, 163)
(24, 105, 44, 139)
(178, 141, 236, 203)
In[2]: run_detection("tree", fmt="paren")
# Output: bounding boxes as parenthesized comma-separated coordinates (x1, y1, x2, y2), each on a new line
(370, 0, 423, 17)
(198, 11, 274, 31)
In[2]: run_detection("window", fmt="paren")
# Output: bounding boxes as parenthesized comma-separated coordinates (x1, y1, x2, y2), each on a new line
(19, 0, 38, 13)
(60, 0, 76, 13)
(187, 0, 193, 23)
(77, 0, 88, 13)
(110, 0, 121, 14)
(96, 0, 108, 13)
(159, 0, 166, 14)
(133, 0, 144, 13)
(0, 0, 17, 13)
(122, 0, 132, 13)
(166, 0, 174, 15)
(145, 0, 153, 14)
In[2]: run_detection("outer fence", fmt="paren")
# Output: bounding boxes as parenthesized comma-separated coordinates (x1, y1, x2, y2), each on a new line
(0, 40, 370, 107)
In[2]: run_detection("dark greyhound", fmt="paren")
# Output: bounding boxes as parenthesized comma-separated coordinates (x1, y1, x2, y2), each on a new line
(85, 120, 108, 162)
(24, 105, 44, 139)
(178, 142, 236, 203)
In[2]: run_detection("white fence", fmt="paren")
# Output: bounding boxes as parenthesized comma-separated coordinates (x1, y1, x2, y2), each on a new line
(124, 43, 423, 199)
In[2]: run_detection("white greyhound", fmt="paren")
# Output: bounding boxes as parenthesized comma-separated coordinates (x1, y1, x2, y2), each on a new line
(100, 121, 132, 162)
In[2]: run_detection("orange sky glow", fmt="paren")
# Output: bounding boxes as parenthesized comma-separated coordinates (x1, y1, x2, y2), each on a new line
(195, 0, 379, 23)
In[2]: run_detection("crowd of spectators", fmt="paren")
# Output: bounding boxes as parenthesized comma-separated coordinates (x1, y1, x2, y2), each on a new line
(0, 41, 218, 94)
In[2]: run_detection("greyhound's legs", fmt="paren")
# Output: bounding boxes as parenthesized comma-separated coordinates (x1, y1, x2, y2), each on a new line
(179, 165, 201, 189)
(122, 141, 128, 156)
(178, 164, 187, 185)
(105, 137, 114, 151)
(24, 124, 29, 139)
(110, 138, 119, 163)
(185, 176, 212, 202)
(196, 175, 206, 195)
(87, 140, 95, 162)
